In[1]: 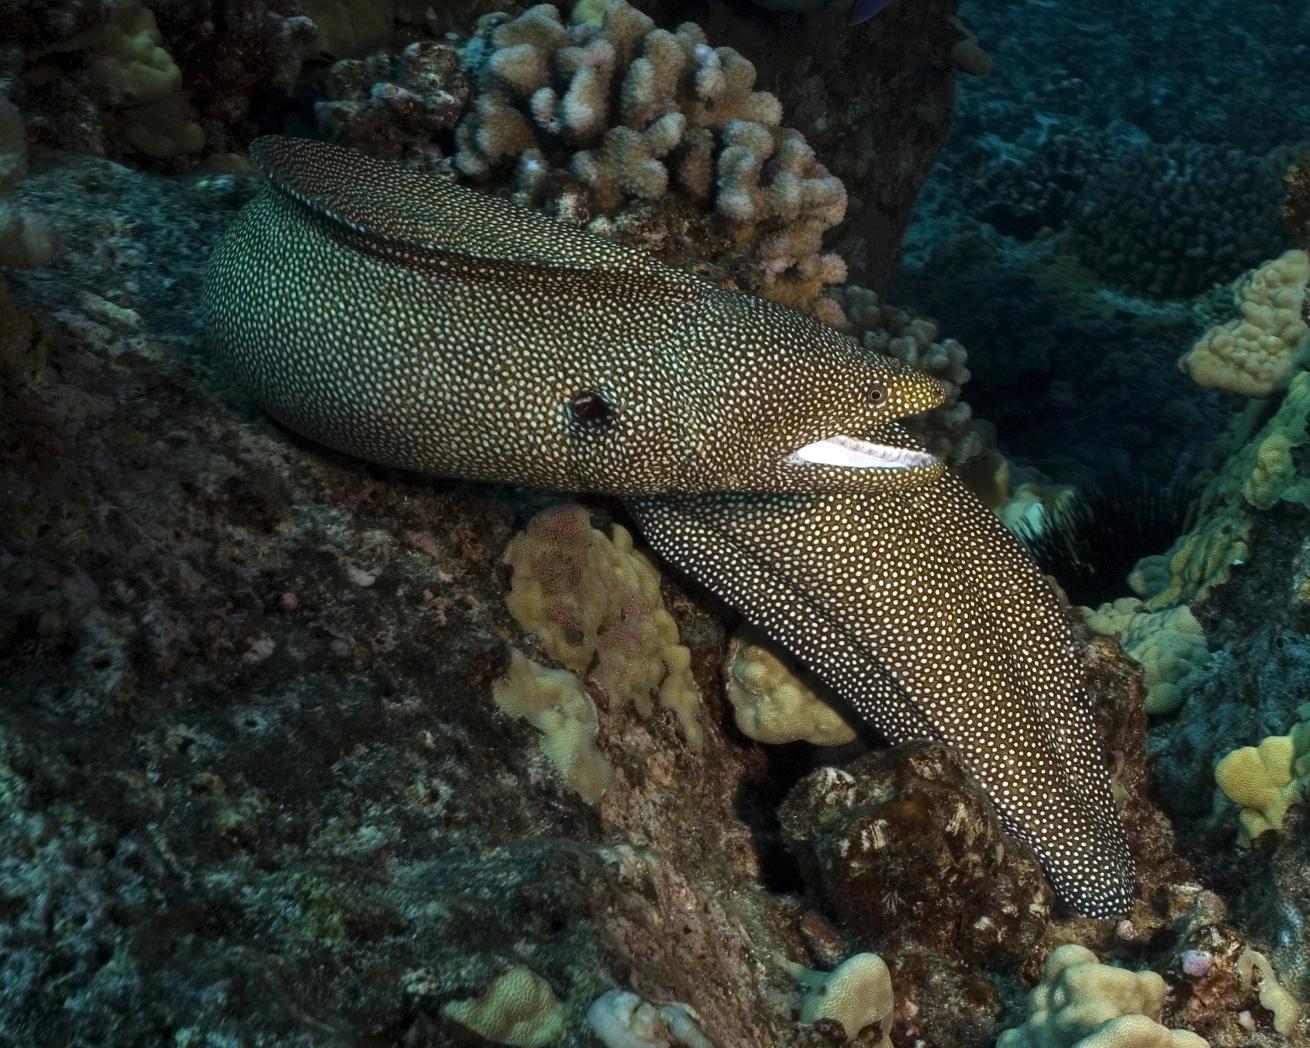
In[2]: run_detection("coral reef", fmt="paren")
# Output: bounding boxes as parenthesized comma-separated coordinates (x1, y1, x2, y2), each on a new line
(20, 0, 205, 159)
(1070, 142, 1285, 299)
(1179, 250, 1310, 397)
(314, 41, 470, 161)
(3, 0, 1309, 1042)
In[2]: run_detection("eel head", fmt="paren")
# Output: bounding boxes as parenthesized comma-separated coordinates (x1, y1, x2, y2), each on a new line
(208, 136, 947, 497)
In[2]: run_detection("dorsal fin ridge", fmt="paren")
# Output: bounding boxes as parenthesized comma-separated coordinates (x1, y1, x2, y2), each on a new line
(250, 136, 702, 298)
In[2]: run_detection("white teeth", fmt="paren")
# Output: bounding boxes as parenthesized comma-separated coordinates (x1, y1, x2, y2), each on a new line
(788, 435, 938, 470)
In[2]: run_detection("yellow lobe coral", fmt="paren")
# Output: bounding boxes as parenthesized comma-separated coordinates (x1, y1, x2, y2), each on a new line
(1179, 249, 1310, 397)
(75, 0, 205, 158)
(1083, 601, 1208, 715)
(998, 945, 1208, 1048)
(725, 634, 856, 745)
(493, 649, 616, 805)
(440, 966, 566, 1047)
(503, 504, 703, 749)
(1214, 705, 1310, 845)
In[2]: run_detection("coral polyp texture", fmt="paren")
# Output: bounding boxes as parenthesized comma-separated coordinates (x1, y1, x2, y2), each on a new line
(453, 1, 848, 320)
(1179, 250, 1310, 397)
(440, 965, 567, 1047)
(783, 952, 894, 1046)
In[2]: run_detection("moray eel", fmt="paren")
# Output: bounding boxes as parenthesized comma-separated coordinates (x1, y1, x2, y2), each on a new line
(203, 136, 1134, 917)
(627, 478, 1136, 917)
(204, 137, 944, 497)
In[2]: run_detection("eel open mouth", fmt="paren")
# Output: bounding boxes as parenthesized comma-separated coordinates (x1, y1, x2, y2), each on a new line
(787, 434, 939, 471)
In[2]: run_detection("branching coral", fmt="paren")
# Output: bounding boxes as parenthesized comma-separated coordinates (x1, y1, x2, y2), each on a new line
(453, 1, 847, 318)
(315, 42, 470, 160)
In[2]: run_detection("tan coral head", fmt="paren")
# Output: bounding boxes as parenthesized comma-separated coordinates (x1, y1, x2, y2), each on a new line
(203, 136, 945, 497)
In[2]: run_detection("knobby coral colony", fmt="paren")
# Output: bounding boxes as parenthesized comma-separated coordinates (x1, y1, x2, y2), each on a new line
(203, 137, 1135, 918)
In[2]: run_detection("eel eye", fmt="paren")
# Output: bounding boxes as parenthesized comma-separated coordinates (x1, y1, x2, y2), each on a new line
(568, 390, 617, 430)
(864, 381, 890, 407)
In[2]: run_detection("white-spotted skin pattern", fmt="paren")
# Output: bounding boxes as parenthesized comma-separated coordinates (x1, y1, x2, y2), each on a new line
(628, 468, 1137, 918)
(203, 137, 945, 497)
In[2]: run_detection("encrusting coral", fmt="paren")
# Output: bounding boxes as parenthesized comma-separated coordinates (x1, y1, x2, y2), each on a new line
(724, 633, 856, 746)
(502, 504, 703, 750)
(453, 1, 848, 322)
(997, 944, 1209, 1048)
(1179, 250, 1310, 397)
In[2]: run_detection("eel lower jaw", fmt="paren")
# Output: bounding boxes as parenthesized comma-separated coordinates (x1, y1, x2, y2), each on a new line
(786, 434, 940, 473)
